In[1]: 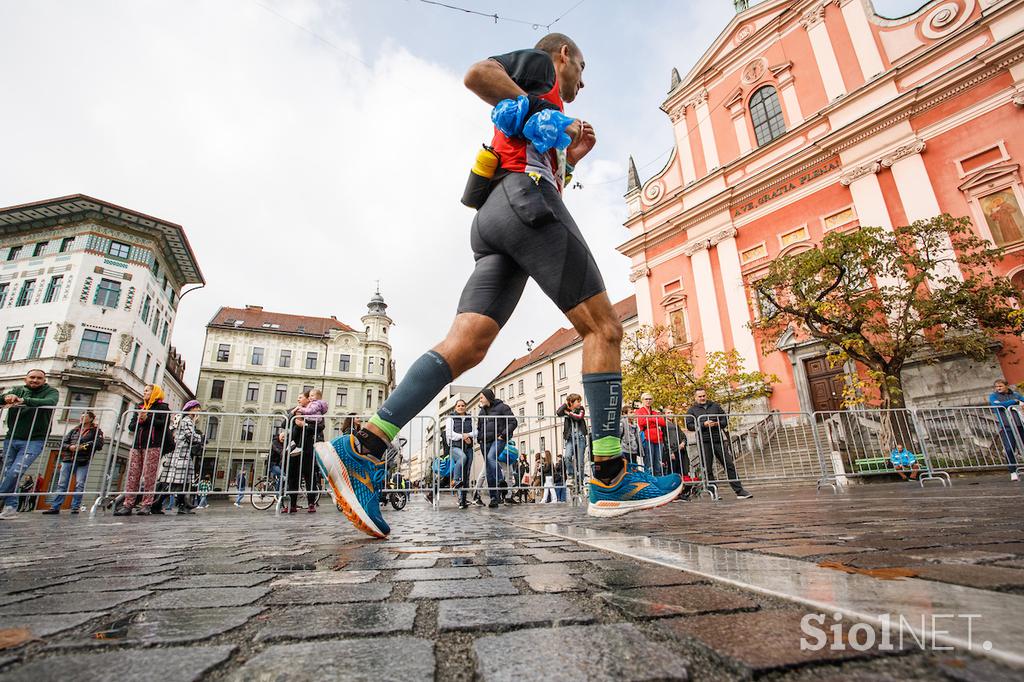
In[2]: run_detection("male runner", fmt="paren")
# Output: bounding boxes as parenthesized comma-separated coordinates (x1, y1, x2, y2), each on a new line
(315, 33, 684, 538)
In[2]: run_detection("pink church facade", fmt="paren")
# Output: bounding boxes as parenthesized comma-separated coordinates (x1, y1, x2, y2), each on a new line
(620, 0, 1024, 412)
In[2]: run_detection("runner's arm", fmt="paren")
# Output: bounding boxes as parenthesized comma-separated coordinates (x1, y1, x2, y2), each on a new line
(464, 59, 527, 106)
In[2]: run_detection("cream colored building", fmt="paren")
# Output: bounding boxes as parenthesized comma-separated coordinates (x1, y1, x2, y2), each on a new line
(195, 292, 394, 488)
(0, 194, 203, 501)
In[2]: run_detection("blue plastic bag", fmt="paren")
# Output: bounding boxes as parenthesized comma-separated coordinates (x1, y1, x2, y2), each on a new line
(498, 441, 520, 464)
(523, 109, 575, 155)
(491, 96, 530, 138)
(432, 456, 453, 479)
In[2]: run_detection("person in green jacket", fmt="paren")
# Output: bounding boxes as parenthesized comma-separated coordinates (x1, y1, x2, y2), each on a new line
(1, 369, 60, 518)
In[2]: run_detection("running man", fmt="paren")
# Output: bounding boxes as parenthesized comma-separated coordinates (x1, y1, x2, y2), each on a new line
(315, 33, 683, 538)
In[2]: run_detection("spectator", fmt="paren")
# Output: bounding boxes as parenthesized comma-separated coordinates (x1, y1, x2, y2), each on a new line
(114, 384, 170, 517)
(635, 393, 667, 476)
(890, 442, 920, 481)
(285, 393, 318, 514)
(446, 399, 474, 509)
(514, 453, 531, 503)
(476, 388, 517, 508)
(296, 388, 328, 441)
(341, 413, 361, 435)
(234, 468, 247, 507)
(988, 379, 1024, 482)
(156, 400, 202, 515)
(619, 404, 642, 467)
(556, 394, 588, 487)
(269, 431, 285, 488)
(554, 452, 567, 502)
(686, 388, 753, 500)
(196, 476, 211, 508)
(662, 405, 689, 477)
(43, 410, 104, 515)
(541, 450, 557, 503)
(0, 369, 60, 519)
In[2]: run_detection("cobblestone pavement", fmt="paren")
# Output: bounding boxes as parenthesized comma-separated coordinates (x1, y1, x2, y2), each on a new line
(0, 475, 1021, 680)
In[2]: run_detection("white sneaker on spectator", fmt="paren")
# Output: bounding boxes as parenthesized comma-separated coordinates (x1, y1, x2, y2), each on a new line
(1012, 472, 1020, 482)
(0, 506, 18, 520)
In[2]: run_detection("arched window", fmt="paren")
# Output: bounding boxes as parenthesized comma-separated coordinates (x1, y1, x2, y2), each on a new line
(240, 418, 255, 442)
(749, 86, 786, 147)
(206, 416, 220, 441)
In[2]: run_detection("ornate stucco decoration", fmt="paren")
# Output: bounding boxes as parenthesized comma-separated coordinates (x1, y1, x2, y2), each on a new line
(628, 266, 651, 283)
(880, 139, 927, 167)
(839, 162, 881, 186)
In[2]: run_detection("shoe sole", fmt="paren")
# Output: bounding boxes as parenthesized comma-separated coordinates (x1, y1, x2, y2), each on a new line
(314, 442, 388, 539)
(586, 481, 684, 518)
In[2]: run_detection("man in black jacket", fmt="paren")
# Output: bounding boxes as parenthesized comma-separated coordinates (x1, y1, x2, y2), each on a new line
(686, 388, 753, 499)
(476, 388, 517, 508)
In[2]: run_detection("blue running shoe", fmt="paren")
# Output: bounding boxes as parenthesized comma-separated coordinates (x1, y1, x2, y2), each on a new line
(588, 463, 683, 518)
(314, 436, 390, 538)
(626, 462, 681, 494)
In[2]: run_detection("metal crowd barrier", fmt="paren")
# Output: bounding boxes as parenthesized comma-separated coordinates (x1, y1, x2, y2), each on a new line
(813, 408, 949, 488)
(7, 396, 1024, 519)
(0, 404, 123, 514)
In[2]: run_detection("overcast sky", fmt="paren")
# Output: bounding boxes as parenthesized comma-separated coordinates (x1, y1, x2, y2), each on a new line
(0, 0, 923, 395)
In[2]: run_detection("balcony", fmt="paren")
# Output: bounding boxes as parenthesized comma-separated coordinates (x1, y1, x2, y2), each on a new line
(69, 356, 115, 373)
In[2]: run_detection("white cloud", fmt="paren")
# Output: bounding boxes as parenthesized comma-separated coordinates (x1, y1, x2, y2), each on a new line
(0, 0, 634, 410)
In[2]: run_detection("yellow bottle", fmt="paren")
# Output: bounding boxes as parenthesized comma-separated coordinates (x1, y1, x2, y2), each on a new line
(461, 145, 500, 209)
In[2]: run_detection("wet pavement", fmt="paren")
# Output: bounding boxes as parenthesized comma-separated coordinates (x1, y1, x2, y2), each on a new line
(0, 475, 1021, 680)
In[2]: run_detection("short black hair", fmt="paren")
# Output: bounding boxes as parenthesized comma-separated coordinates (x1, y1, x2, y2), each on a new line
(535, 32, 580, 59)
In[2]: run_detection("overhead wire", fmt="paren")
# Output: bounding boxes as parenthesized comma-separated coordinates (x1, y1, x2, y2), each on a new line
(412, 0, 587, 32)
(249, 0, 370, 67)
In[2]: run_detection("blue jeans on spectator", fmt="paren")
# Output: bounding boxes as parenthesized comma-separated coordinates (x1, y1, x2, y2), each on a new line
(483, 440, 505, 501)
(556, 482, 567, 502)
(450, 446, 468, 486)
(642, 441, 664, 477)
(998, 426, 1022, 473)
(1, 439, 46, 510)
(564, 432, 588, 482)
(48, 461, 90, 510)
(268, 464, 283, 491)
(197, 495, 209, 508)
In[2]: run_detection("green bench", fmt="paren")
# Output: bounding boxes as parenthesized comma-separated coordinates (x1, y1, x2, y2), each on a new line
(853, 456, 927, 474)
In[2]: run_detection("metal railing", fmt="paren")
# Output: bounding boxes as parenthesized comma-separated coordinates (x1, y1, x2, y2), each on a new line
(5, 396, 1023, 518)
(0, 404, 122, 513)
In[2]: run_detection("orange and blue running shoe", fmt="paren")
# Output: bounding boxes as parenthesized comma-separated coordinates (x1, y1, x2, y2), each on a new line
(587, 463, 682, 518)
(314, 435, 390, 538)
(625, 462, 681, 494)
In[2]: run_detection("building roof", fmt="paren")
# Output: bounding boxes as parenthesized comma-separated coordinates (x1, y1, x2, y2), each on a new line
(208, 305, 355, 336)
(491, 296, 637, 382)
(0, 194, 204, 286)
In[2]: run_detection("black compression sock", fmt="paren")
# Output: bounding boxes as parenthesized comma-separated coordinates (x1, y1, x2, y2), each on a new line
(592, 456, 625, 484)
(354, 428, 387, 461)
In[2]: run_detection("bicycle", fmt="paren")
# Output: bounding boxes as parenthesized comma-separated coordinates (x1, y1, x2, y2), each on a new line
(251, 475, 321, 510)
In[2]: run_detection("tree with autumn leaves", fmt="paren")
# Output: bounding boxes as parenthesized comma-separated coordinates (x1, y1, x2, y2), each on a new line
(748, 214, 1023, 410)
(621, 325, 777, 413)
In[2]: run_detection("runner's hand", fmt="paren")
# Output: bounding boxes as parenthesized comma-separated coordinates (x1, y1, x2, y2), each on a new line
(567, 120, 596, 165)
